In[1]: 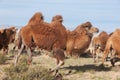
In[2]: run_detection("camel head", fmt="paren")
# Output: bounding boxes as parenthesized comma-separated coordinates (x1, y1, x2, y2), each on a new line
(74, 21, 93, 34)
(52, 15, 63, 23)
(8, 26, 18, 32)
(89, 27, 99, 34)
(28, 12, 44, 25)
(81, 21, 92, 30)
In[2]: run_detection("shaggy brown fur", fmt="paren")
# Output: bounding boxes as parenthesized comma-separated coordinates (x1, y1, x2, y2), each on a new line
(28, 12, 44, 25)
(52, 15, 63, 23)
(73, 21, 92, 34)
(49, 15, 67, 70)
(13, 12, 44, 51)
(102, 29, 120, 66)
(15, 13, 67, 71)
(50, 15, 67, 49)
(53, 48, 65, 65)
(92, 31, 109, 62)
(0, 27, 17, 54)
(66, 22, 99, 57)
(15, 21, 57, 65)
(0, 29, 4, 50)
(51, 48, 65, 72)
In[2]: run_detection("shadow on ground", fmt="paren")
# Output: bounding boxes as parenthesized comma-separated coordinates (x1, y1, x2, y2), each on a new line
(61, 64, 112, 73)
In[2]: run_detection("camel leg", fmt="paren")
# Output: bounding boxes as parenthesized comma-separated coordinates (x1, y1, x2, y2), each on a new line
(110, 55, 115, 67)
(12, 45, 17, 54)
(110, 57, 119, 67)
(95, 49, 101, 62)
(51, 60, 64, 72)
(102, 50, 109, 65)
(92, 48, 97, 63)
(27, 47, 32, 65)
(110, 57, 115, 67)
(14, 44, 24, 66)
(95, 53, 99, 62)
(102, 43, 112, 65)
(110, 56, 120, 67)
(110, 50, 116, 67)
(114, 57, 120, 63)
(66, 50, 72, 57)
(56, 59, 59, 65)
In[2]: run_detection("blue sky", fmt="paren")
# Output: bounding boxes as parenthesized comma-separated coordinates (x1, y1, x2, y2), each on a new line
(0, 0, 120, 33)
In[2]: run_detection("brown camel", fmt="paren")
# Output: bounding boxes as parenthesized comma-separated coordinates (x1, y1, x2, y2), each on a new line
(0, 26, 17, 54)
(15, 12, 67, 72)
(92, 31, 109, 62)
(66, 22, 99, 57)
(102, 29, 120, 67)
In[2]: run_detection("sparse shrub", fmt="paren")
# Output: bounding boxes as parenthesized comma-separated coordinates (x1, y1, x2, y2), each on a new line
(4, 55, 54, 80)
(0, 54, 7, 64)
(26, 66, 54, 80)
(4, 65, 54, 80)
(7, 50, 16, 58)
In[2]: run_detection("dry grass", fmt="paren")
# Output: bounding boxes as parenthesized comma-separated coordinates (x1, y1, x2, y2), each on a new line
(0, 45, 120, 80)
(32, 53, 120, 80)
(2, 55, 54, 80)
(0, 54, 8, 64)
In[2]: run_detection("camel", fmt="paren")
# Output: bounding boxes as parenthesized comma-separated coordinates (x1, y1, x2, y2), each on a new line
(66, 22, 99, 57)
(102, 29, 120, 66)
(92, 31, 109, 62)
(14, 12, 67, 72)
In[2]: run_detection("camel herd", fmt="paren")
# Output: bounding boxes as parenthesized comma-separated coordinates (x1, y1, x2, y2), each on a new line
(0, 12, 120, 72)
